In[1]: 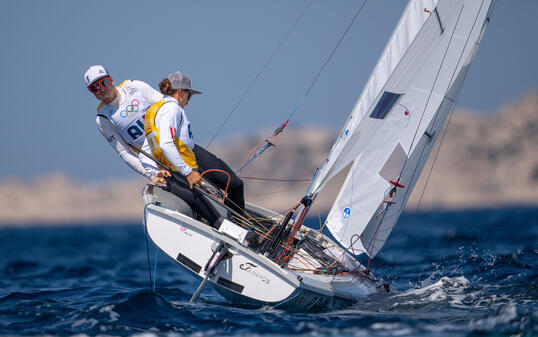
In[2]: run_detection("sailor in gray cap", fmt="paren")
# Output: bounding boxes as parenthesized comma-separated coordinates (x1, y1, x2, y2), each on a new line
(140, 71, 244, 226)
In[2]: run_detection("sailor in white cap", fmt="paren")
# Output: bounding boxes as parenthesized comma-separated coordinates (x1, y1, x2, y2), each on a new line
(83, 65, 166, 182)
(140, 71, 244, 226)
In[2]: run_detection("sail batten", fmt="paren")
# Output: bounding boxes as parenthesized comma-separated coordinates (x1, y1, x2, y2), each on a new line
(306, 0, 495, 257)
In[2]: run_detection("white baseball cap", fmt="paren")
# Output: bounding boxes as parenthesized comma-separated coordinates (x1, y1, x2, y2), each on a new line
(83, 65, 110, 86)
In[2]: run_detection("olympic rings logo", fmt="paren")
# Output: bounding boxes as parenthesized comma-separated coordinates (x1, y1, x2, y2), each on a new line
(120, 99, 140, 118)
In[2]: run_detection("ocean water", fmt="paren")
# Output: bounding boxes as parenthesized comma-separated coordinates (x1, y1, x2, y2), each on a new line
(0, 207, 536, 337)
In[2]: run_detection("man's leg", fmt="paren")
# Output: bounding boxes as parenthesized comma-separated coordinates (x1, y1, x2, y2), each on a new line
(164, 177, 220, 227)
(193, 145, 245, 212)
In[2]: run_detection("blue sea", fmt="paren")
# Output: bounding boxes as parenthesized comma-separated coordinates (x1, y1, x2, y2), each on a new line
(1, 207, 536, 337)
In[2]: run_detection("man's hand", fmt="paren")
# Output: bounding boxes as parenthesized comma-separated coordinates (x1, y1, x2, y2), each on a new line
(151, 170, 171, 184)
(186, 171, 203, 189)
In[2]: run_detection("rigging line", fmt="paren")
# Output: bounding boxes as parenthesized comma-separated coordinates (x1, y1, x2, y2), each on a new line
(411, 0, 488, 227)
(132, 139, 267, 231)
(279, 229, 342, 270)
(235, 0, 370, 174)
(365, 4, 467, 269)
(237, 138, 269, 175)
(366, 208, 387, 270)
(206, 0, 314, 149)
(400, 5, 465, 177)
(318, 211, 326, 233)
(390, 1, 487, 274)
(306, 0, 368, 97)
(412, 4, 494, 214)
(426, 1, 489, 147)
(389, 5, 467, 269)
(283, 246, 333, 270)
(327, 236, 360, 269)
(201, 169, 231, 202)
(143, 220, 154, 291)
(311, 1, 454, 196)
(380, 4, 466, 225)
(268, 225, 336, 269)
(258, 202, 300, 243)
(284, 0, 370, 123)
(240, 176, 311, 182)
(153, 250, 158, 292)
(245, 182, 309, 196)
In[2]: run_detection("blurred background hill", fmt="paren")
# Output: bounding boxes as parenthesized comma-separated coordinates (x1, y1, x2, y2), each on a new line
(1, 90, 536, 226)
(2, 1, 537, 226)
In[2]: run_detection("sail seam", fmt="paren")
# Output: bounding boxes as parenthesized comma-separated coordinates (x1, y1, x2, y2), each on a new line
(367, 3, 467, 259)
(398, 4, 466, 180)
(308, 2, 440, 194)
(413, 0, 488, 207)
(389, 0, 490, 275)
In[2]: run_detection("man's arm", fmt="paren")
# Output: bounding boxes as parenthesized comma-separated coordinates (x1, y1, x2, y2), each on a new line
(138, 137, 160, 177)
(156, 104, 193, 177)
(96, 115, 154, 179)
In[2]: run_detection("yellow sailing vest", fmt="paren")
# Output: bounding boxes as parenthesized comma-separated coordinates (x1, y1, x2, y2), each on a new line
(144, 99, 198, 172)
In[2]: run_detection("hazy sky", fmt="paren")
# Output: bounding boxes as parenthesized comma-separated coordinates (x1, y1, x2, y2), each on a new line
(1, 1, 536, 182)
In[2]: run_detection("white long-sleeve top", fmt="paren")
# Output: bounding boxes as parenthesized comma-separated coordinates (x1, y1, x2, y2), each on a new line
(95, 80, 163, 179)
(140, 96, 196, 177)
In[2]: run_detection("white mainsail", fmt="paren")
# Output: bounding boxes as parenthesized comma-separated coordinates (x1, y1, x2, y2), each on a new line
(306, 0, 495, 257)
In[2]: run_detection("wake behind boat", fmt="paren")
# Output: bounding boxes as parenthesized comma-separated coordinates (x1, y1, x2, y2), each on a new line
(142, 0, 495, 310)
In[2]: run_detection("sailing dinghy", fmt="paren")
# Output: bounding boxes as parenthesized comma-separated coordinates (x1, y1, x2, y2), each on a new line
(142, 0, 495, 310)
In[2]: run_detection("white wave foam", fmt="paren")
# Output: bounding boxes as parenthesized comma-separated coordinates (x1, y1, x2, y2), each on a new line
(99, 304, 120, 322)
(370, 322, 414, 335)
(469, 302, 519, 330)
(399, 276, 469, 296)
(417, 263, 445, 288)
(392, 276, 472, 307)
(70, 318, 98, 329)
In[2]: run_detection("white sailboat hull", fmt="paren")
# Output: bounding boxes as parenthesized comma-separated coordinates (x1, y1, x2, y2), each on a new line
(139, 0, 494, 311)
(143, 195, 382, 310)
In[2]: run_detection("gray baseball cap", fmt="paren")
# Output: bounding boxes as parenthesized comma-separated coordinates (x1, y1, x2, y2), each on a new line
(166, 71, 202, 95)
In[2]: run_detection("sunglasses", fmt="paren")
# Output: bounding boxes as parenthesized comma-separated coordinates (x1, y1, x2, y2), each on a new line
(182, 89, 192, 101)
(88, 76, 112, 93)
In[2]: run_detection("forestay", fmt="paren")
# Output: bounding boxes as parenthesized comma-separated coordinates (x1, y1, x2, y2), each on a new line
(306, 0, 495, 257)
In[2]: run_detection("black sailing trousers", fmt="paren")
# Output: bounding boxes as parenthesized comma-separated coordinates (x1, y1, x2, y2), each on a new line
(165, 177, 220, 227)
(164, 145, 244, 226)
(193, 144, 245, 213)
